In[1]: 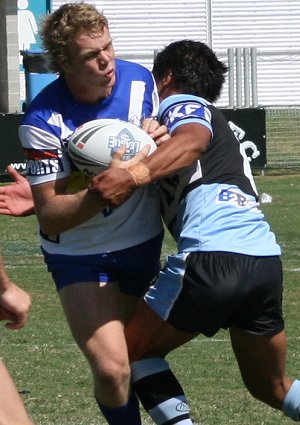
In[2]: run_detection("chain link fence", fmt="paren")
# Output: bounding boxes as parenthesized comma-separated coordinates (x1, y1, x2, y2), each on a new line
(265, 107, 300, 170)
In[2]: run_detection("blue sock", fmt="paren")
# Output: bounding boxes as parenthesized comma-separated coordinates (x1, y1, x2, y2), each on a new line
(96, 391, 142, 425)
(282, 380, 300, 421)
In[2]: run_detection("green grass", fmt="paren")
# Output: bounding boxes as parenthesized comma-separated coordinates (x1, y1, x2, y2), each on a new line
(0, 174, 300, 424)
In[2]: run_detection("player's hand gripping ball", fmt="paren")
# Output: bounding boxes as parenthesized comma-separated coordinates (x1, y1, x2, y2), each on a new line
(68, 119, 157, 177)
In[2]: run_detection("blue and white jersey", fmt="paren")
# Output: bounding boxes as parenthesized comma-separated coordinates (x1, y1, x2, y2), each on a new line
(19, 59, 162, 255)
(158, 94, 280, 256)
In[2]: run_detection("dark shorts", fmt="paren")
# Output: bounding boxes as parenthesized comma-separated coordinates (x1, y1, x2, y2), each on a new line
(145, 251, 284, 337)
(42, 232, 164, 296)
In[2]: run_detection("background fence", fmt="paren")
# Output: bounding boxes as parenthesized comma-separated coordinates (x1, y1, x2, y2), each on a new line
(0, 106, 299, 182)
(265, 106, 300, 170)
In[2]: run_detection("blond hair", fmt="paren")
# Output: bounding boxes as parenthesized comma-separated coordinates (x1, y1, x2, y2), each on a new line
(40, 2, 109, 73)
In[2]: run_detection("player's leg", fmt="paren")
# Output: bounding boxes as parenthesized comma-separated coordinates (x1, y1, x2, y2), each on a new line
(59, 280, 141, 424)
(128, 251, 222, 425)
(230, 254, 300, 421)
(230, 327, 300, 421)
(127, 299, 197, 425)
(0, 359, 35, 425)
(45, 233, 163, 424)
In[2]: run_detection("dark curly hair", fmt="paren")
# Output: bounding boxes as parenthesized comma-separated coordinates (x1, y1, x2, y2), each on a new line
(153, 40, 228, 103)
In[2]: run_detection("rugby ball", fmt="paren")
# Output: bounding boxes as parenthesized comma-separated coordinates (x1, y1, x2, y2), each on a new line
(68, 119, 157, 177)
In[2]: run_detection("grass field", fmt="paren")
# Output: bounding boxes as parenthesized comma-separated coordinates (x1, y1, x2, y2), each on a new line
(0, 174, 300, 424)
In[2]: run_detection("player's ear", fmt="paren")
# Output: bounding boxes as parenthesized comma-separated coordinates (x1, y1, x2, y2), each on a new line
(157, 70, 173, 94)
(162, 69, 173, 85)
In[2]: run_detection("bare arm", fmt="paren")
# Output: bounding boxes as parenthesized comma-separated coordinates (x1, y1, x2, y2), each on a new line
(31, 177, 107, 235)
(0, 252, 32, 330)
(89, 123, 211, 206)
(0, 252, 34, 423)
(140, 123, 210, 180)
(0, 168, 106, 229)
(31, 145, 151, 235)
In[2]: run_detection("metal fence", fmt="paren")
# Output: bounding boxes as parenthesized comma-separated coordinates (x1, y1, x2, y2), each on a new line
(265, 107, 300, 170)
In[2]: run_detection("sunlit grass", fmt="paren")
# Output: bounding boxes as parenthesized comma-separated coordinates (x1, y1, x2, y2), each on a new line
(0, 174, 299, 424)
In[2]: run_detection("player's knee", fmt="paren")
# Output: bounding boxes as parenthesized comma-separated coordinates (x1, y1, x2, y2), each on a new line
(80, 339, 131, 389)
(93, 355, 131, 390)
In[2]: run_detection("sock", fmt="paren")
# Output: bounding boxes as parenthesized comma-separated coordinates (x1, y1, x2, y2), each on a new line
(96, 390, 142, 425)
(131, 357, 194, 425)
(282, 380, 300, 421)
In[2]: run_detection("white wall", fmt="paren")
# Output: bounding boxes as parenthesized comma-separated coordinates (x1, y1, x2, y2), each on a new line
(52, 0, 208, 68)
(211, 0, 300, 106)
(51, 0, 300, 107)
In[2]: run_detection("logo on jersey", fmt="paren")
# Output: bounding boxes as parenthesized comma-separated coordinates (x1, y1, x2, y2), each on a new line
(163, 101, 211, 130)
(217, 187, 256, 208)
(108, 128, 141, 160)
(23, 148, 64, 176)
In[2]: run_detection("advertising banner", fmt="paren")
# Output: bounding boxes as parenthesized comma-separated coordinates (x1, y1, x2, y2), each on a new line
(221, 108, 267, 169)
(0, 108, 267, 180)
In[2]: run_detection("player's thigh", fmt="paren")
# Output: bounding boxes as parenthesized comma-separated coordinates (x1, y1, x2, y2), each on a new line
(126, 300, 198, 361)
(230, 327, 291, 399)
(119, 290, 141, 324)
(59, 281, 132, 365)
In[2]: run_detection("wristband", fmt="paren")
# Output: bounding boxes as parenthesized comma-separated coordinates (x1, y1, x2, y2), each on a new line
(127, 162, 151, 187)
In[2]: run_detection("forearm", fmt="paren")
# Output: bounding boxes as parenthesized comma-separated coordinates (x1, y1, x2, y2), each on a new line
(34, 188, 106, 235)
(0, 254, 31, 329)
(143, 140, 198, 180)
(0, 254, 10, 291)
(141, 125, 209, 181)
(89, 123, 211, 207)
(134, 123, 210, 182)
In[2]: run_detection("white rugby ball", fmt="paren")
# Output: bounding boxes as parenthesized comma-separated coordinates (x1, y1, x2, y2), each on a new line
(68, 119, 157, 177)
